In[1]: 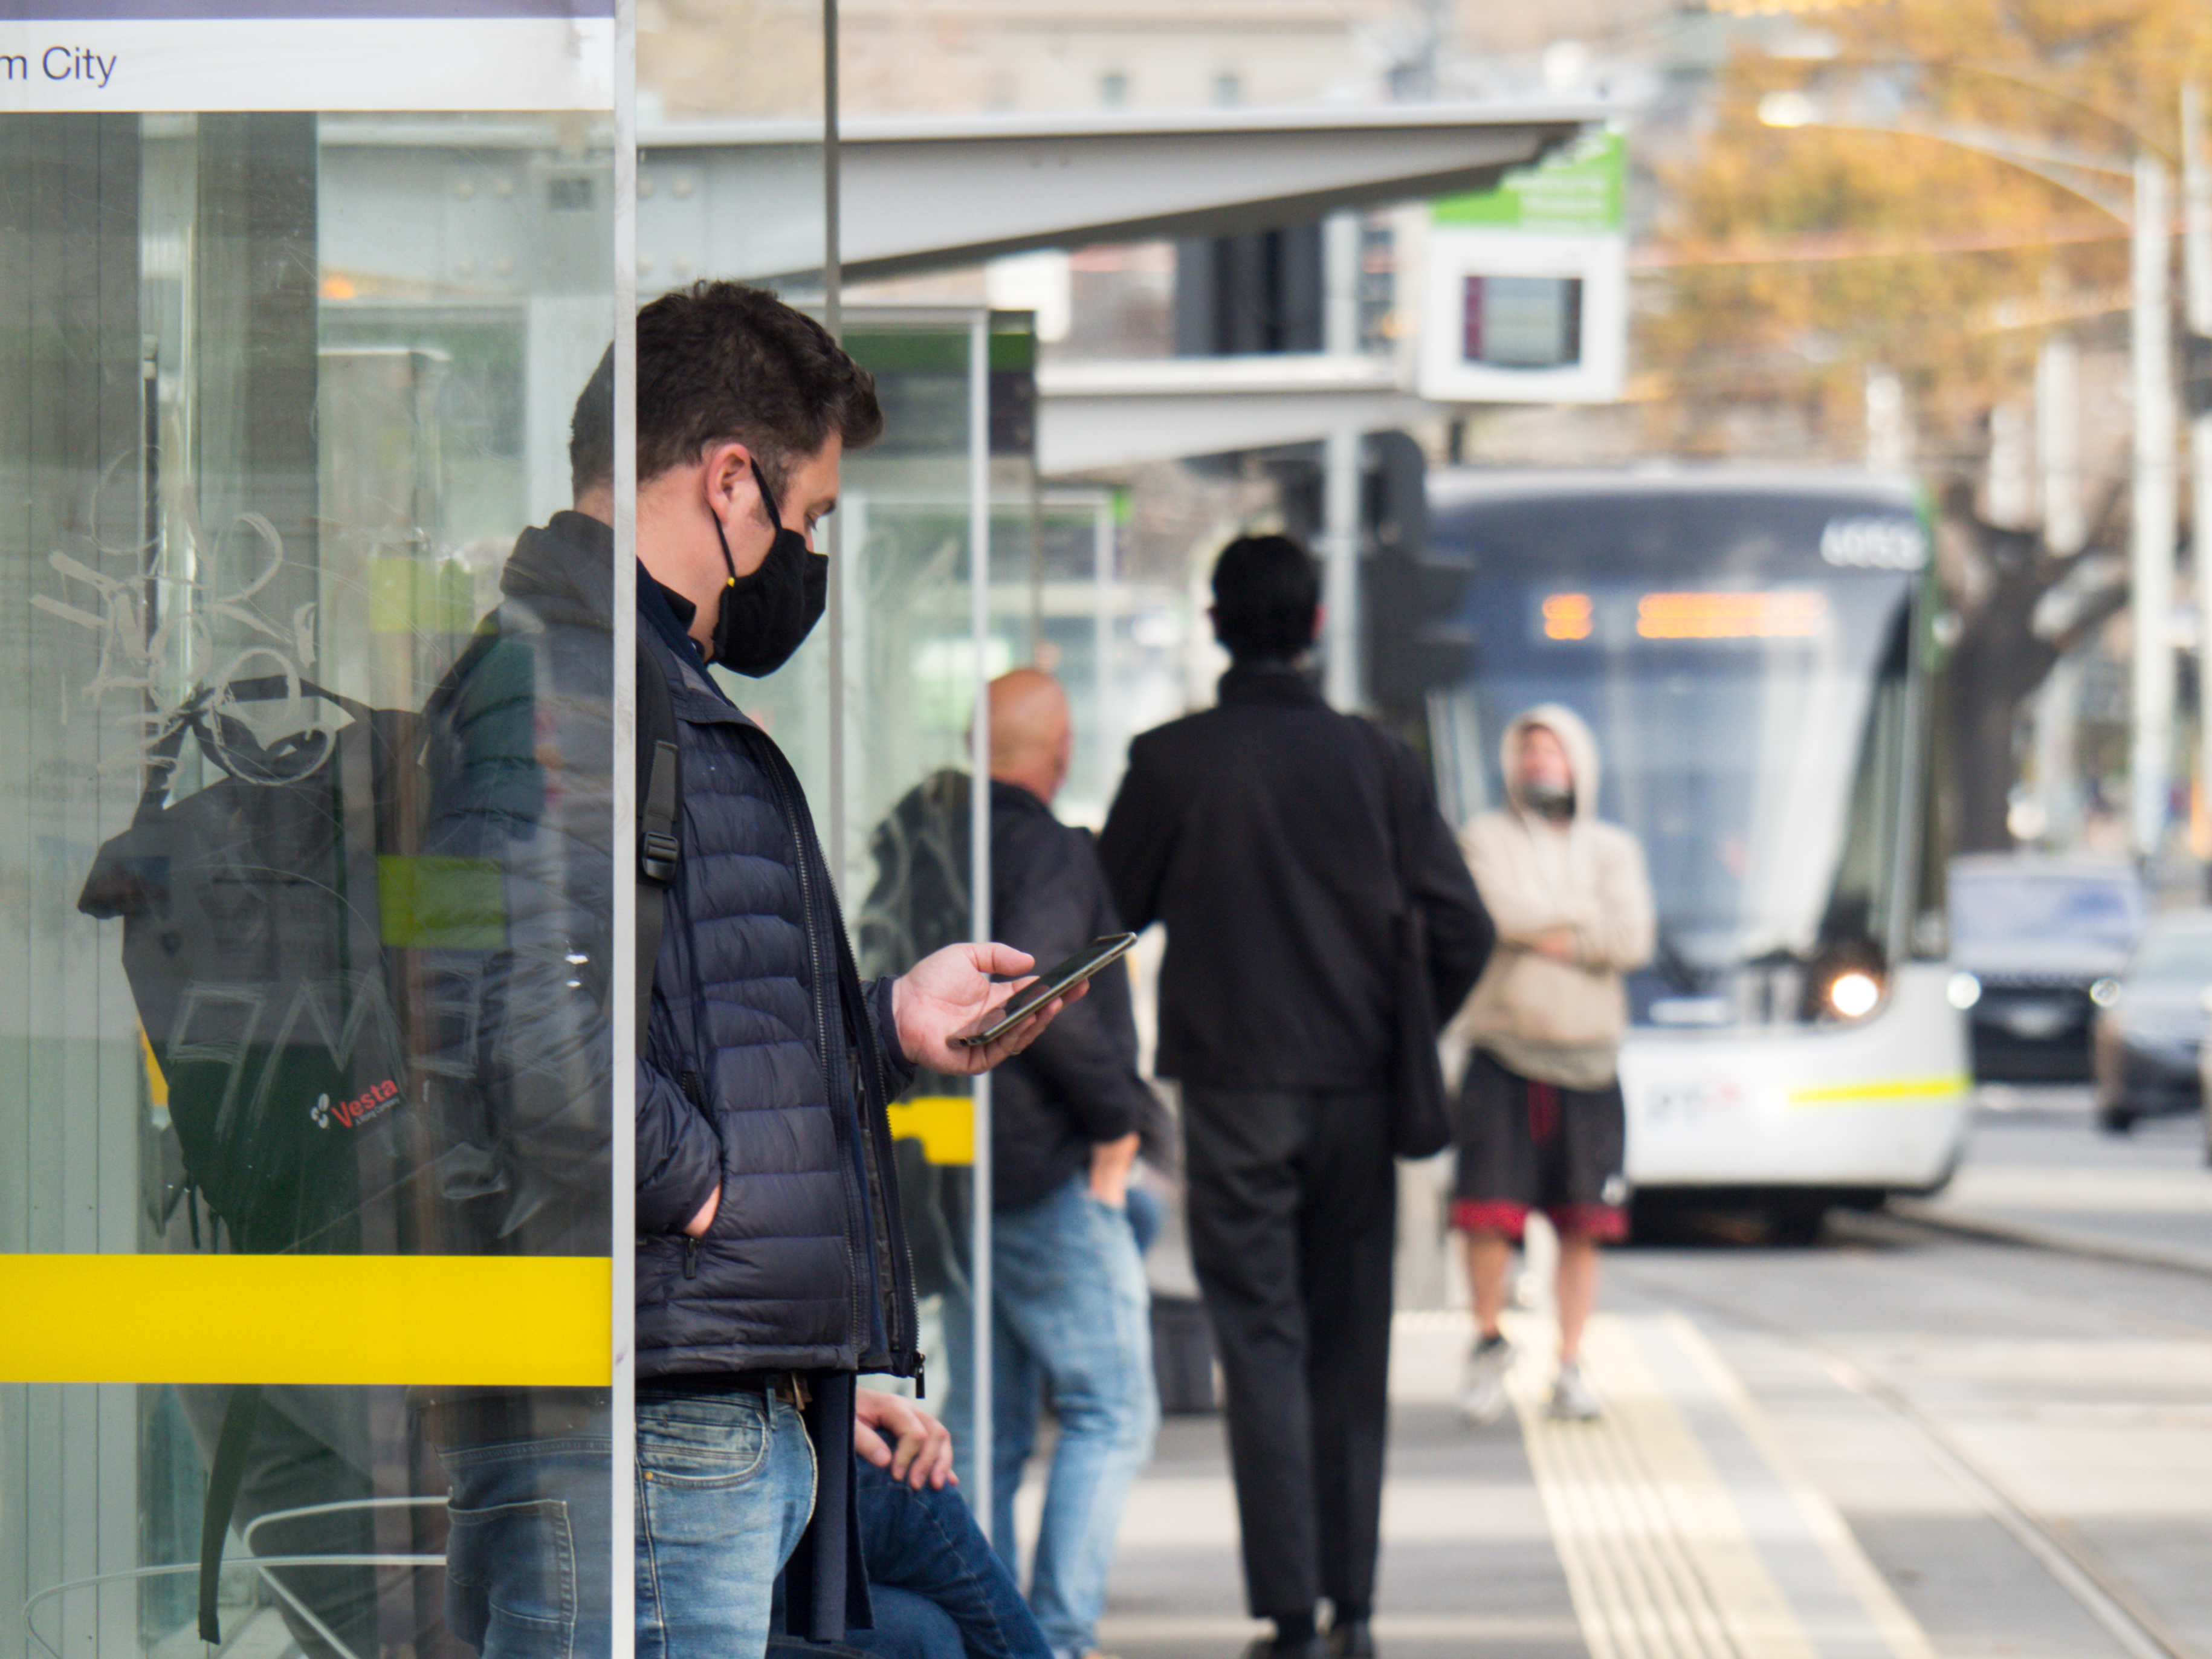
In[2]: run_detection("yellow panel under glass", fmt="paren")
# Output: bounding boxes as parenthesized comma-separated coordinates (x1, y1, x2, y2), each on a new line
(887, 1095, 974, 1165)
(0, 1255, 612, 1386)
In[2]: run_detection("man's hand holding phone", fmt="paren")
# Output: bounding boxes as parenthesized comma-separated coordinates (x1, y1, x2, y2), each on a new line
(892, 942, 1087, 1074)
(691, 942, 1087, 1236)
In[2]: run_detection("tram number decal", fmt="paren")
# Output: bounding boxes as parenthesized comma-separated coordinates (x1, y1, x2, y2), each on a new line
(1820, 516, 1927, 572)
(1641, 1077, 1745, 1122)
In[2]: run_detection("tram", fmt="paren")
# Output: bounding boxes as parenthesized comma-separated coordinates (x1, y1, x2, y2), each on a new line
(1415, 467, 1971, 1235)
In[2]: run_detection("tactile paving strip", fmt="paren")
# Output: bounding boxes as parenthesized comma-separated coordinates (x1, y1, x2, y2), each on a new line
(1506, 1312, 1931, 1659)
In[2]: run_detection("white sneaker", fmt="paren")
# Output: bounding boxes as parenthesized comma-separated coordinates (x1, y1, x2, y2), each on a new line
(1548, 1363, 1600, 1421)
(1457, 1334, 1515, 1426)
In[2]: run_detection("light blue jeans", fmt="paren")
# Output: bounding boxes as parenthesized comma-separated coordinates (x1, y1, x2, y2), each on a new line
(635, 1386, 817, 1659)
(945, 1174, 1160, 1659)
(441, 1425, 616, 1658)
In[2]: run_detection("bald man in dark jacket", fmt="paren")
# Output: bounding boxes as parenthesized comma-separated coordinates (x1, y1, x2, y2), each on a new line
(864, 670, 1162, 1659)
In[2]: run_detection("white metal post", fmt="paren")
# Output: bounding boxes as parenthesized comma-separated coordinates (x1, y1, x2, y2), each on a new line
(2130, 153, 2178, 859)
(1095, 496, 1117, 812)
(2036, 332, 2086, 847)
(966, 311, 995, 1543)
(609, 0, 639, 1644)
(823, 0, 847, 897)
(1322, 427, 1362, 711)
(2184, 86, 2212, 865)
(1864, 366, 1909, 473)
(1322, 210, 1363, 711)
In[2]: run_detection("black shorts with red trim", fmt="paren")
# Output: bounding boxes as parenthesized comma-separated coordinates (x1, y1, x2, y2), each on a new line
(1449, 1047, 1629, 1243)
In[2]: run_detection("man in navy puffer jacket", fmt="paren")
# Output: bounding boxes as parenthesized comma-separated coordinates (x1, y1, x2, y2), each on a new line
(425, 284, 1075, 1659)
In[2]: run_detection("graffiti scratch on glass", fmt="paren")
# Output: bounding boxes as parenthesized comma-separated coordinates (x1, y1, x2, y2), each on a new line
(32, 509, 329, 781)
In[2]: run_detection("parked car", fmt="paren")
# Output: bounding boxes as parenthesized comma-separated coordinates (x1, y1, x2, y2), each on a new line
(1948, 853, 2144, 1083)
(2094, 909, 2212, 1133)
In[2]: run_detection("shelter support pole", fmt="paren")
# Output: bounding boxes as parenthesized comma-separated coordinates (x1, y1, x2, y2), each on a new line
(2130, 153, 2177, 859)
(2182, 87, 2212, 873)
(2035, 332, 2086, 848)
(1321, 209, 1363, 711)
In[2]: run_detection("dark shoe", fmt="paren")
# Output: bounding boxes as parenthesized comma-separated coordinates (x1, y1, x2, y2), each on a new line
(1240, 1637, 1327, 1659)
(1329, 1619, 1375, 1659)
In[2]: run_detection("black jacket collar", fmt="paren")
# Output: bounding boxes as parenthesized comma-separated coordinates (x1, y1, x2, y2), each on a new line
(498, 508, 717, 681)
(990, 777, 1057, 820)
(1218, 659, 1325, 707)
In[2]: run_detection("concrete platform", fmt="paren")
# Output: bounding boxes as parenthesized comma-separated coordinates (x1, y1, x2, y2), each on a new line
(1037, 1307, 1947, 1659)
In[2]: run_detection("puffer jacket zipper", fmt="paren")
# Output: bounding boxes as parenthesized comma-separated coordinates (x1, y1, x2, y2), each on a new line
(849, 976, 925, 1380)
(743, 726, 922, 1380)
(749, 732, 869, 1363)
(806, 802, 923, 1379)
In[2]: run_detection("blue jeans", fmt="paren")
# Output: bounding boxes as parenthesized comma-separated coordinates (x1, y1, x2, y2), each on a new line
(438, 1389, 817, 1659)
(844, 1454, 1052, 1659)
(944, 1175, 1159, 1659)
(635, 1386, 818, 1659)
(1125, 1185, 1165, 1258)
(440, 1425, 615, 1659)
(836, 1588, 962, 1659)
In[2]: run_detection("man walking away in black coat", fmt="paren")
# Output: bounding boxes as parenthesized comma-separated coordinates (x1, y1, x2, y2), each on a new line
(1097, 535, 1493, 1659)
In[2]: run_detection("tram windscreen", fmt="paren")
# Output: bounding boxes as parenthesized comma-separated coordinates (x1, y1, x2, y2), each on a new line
(1432, 483, 1927, 1029)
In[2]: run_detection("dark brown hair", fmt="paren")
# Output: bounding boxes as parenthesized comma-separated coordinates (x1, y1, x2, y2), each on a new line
(569, 282, 883, 500)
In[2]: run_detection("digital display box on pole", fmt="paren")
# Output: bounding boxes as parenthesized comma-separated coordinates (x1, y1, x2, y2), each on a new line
(1, 6, 629, 1657)
(1418, 128, 1628, 405)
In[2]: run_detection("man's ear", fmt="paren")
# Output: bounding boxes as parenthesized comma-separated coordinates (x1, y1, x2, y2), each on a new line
(702, 441, 754, 520)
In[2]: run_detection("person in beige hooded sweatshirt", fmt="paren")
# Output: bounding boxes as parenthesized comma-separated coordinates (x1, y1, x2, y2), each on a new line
(1449, 703, 1654, 1423)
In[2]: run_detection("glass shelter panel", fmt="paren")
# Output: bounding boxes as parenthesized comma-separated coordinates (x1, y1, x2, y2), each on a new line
(1, 16, 621, 1658)
(754, 309, 1003, 1510)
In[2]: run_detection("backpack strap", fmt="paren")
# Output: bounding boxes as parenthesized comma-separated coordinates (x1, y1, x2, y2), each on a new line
(197, 1383, 262, 1643)
(218, 673, 375, 729)
(635, 643, 682, 1039)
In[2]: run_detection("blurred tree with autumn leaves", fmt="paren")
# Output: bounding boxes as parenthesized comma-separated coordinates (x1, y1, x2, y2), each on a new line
(1645, 0, 2209, 455)
(1639, 0, 2212, 851)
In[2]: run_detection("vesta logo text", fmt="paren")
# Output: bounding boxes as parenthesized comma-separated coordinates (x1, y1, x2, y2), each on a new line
(312, 1078, 400, 1130)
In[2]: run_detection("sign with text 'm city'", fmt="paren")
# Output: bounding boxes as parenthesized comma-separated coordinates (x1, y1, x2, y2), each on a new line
(1419, 128, 1628, 406)
(0, 1, 615, 112)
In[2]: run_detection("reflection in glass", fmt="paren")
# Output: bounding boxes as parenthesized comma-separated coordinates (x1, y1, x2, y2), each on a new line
(4, 109, 615, 1658)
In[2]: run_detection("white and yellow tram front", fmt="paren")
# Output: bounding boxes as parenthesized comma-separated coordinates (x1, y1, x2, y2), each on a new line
(1423, 467, 1971, 1231)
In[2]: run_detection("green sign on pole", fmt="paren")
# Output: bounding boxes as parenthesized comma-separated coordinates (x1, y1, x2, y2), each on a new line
(1433, 130, 1626, 236)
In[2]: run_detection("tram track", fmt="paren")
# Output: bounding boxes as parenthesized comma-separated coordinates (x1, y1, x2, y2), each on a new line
(1611, 1212, 2209, 1659)
(1880, 1198, 2212, 1293)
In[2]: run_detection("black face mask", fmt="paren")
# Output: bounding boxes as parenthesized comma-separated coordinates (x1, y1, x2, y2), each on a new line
(1523, 780, 1576, 821)
(708, 460, 828, 676)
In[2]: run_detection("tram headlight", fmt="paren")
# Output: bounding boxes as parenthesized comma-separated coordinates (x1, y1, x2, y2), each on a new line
(1946, 971, 1982, 1011)
(1827, 970, 1883, 1020)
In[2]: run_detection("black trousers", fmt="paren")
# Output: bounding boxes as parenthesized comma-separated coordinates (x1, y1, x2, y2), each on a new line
(1182, 1086, 1396, 1623)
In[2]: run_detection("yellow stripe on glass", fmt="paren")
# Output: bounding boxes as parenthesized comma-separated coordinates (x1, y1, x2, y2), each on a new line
(0, 1255, 611, 1386)
(1787, 1075, 1971, 1108)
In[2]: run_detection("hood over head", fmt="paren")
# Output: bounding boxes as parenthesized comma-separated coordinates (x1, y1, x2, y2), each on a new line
(1501, 702, 1601, 821)
(500, 509, 615, 633)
